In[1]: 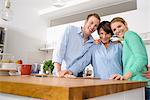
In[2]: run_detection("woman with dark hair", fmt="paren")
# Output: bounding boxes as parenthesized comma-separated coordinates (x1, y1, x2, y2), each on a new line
(59, 21, 123, 79)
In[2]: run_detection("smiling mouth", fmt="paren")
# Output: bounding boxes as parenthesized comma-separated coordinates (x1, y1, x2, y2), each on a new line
(119, 33, 123, 36)
(103, 40, 108, 42)
(89, 28, 94, 33)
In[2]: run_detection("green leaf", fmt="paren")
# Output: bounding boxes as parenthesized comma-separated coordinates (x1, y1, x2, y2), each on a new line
(43, 60, 54, 73)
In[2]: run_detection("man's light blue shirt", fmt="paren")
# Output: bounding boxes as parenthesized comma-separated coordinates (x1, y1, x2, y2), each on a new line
(69, 42, 123, 79)
(52, 25, 94, 75)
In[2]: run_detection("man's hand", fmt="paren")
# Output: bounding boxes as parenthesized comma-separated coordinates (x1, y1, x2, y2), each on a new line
(64, 74, 76, 78)
(56, 70, 73, 77)
(143, 66, 150, 79)
(143, 71, 150, 79)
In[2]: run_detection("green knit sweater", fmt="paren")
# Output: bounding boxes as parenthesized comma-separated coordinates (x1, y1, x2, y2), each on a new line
(123, 30, 150, 87)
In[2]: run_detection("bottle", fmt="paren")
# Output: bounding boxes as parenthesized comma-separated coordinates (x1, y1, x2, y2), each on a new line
(39, 64, 44, 74)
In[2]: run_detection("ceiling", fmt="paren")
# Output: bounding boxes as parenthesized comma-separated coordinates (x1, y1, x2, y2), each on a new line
(6, 0, 84, 11)
(38, 0, 137, 26)
(0, 0, 137, 26)
(0, 0, 136, 16)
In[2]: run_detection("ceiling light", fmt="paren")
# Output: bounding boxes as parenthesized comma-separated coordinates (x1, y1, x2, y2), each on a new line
(52, 0, 68, 7)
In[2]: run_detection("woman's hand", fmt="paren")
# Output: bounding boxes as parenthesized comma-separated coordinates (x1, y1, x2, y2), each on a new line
(109, 71, 132, 80)
(109, 74, 124, 80)
(123, 71, 132, 80)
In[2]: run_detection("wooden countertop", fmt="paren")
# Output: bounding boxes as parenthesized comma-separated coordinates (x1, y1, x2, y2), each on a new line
(0, 76, 147, 100)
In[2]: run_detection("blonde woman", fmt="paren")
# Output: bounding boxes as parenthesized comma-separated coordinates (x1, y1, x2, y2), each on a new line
(110, 17, 150, 100)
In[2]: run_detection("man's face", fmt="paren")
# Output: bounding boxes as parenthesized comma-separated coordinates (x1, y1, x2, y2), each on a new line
(84, 16, 100, 36)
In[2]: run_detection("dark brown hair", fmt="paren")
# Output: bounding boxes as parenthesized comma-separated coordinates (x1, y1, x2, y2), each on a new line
(97, 21, 114, 36)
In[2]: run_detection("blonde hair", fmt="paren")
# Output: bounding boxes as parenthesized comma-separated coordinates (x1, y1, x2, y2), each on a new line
(110, 17, 126, 25)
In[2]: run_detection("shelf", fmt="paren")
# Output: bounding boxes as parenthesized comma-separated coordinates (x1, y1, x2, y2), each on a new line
(0, 53, 12, 55)
(39, 48, 53, 52)
(143, 39, 150, 45)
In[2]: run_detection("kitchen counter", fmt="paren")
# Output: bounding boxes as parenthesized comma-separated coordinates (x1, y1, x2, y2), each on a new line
(0, 76, 147, 100)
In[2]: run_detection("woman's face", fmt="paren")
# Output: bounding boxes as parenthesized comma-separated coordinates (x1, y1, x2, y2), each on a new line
(110, 21, 128, 38)
(84, 16, 100, 36)
(99, 28, 112, 44)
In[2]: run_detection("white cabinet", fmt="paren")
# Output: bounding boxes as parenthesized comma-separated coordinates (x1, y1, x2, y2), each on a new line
(39, 24, 68, 52)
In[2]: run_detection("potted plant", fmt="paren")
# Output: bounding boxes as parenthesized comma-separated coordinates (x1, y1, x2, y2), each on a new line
(43, 60, 54, 74)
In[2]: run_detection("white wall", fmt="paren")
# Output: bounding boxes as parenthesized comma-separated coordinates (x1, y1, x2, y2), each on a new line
(0, 0, 49, 64)
(101, 0, 150, 34)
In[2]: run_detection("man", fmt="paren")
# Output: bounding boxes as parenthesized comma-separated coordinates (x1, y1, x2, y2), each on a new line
(143, 66, 150, 79)
(52, 13, 100, 77)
